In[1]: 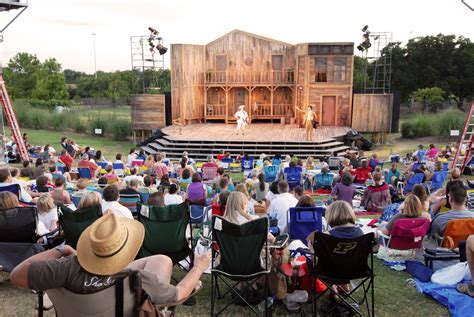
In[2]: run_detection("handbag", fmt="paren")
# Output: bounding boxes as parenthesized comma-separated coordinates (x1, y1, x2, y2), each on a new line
(312, 120, 319, 129)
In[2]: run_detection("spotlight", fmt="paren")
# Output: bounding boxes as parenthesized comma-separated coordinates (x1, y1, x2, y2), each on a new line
(357, 44, 364, 51)
(363, 31, 370, 40)
(374, 35, 380, 41)
(362, 25, 369, 32)
(148, 27, 158, 35)
(156, 43, 168, 55)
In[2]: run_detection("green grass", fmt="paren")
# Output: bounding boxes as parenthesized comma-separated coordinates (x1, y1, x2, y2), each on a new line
(20, 128, 134, 160)
(0, 258, 448, 317)
(72, 105, 131, 124)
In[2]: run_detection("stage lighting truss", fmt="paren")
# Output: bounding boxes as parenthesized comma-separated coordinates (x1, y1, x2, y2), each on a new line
(147, 27, 168, 56)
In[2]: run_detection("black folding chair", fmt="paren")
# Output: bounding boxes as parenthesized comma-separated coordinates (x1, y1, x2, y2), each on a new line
(308, 232, 375, 317)
(210, 216, 271, 317)
(58, 204, 103, 249)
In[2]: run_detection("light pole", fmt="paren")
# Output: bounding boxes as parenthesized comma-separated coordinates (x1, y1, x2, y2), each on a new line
(92, 33, 97, 78)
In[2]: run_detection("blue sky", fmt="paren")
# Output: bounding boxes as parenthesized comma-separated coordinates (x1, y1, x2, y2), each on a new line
(0, 0, 472, 73)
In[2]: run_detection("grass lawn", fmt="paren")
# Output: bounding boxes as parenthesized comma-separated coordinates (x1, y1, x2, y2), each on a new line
(20, 128, 135, 160)
(72, 105, 131, 123)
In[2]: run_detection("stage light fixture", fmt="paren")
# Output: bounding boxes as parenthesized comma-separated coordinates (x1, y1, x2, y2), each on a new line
(362, 25, 369, 32)
(357, 44, 364, 51)
(374, 35, 380, 41)
(156, 43, 168, 55)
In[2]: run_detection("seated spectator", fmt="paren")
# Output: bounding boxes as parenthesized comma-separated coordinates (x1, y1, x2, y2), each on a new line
(235, 183, 255, 215)
(127, 148, 138, 166)
(123, 167, 144, 185)
(113, 153, 124, 166)
(380, 195, 429, 236)
(325, 200, 363, 239)
(20, 160, 35, 179)
(144, 155, 156, 170)
(222, 174, 235, 191)
(77, 192, 101, 209)
(430, 179, 464, 215)
(10, 168, 28, 189)
(139, 175, 157, 194)
(103, 165, 119, 182)
(245, 169, 259, 188)
(78, 153, 99, 177)
(430, 185, 473, 238)
(73, 178, 89, 198)
(101, 185, 133, 219)
(305, 157, 315, 170)
(315, 166, 333, 190)
(386, 163, 401, 186)
(217, 150, 226, 161)
(211, 167, 226, 191)
(164, 183, 184, 206)
(368, 153, 380, 170)
(51, 178, 72, 205)
(147, 191, 165, 207)
(93, 150, 107, 164)
(33, 158, 46, 179)
(158, 174, 171, 191)
(10, 213, 210, 308)
(49, 164, 72, 183)
(349, 152, 360, 169)
(265, 180, 280, 204)
(253, 173, 269, 202)
(36, 195, 58, 233)
(39, 144, 51, 163)
(296, 194, 314, 208)
(361, 172, 391, 213)
(294, 186, 304, 200)
(178, 168, 192, 187)
(187, 173, 207, 205)
(331, 172, 356, 207)
(119, 179, 143, 201)
(35, 175, 52, 193)
(354, 160, 373, 184)
(268, 181, 298, 234)
(97, 176, 108, 189)
(58, 150, 74, 172)
(152, 154, 169, 179)
(403, 184, 430, 217)
(457, 235, 474, 297)
(223, 191, 258, 225)
(426, 144, 440, 161)
(137, 149, 147, 161)
(0, 191, 21, 209)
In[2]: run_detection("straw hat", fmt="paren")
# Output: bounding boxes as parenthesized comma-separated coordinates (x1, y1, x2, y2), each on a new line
(239, 105, 245, 110)
(77, 213, 144, 275)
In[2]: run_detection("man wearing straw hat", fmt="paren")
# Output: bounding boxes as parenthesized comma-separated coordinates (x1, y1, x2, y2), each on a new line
(10, 213, 211, 305)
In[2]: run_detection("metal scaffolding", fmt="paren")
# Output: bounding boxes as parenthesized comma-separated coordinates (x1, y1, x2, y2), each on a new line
(362, 32, 393, 94)
(130, 35, 165, 94)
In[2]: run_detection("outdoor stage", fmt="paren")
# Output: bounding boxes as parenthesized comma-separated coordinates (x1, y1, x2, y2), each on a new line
(142, 123, 352, 161)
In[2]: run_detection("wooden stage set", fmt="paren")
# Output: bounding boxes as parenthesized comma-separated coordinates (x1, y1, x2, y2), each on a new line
(142, 123, 351, 161)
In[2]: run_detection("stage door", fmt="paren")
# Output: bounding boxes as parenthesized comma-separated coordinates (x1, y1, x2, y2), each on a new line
(322, 96, 336, 126)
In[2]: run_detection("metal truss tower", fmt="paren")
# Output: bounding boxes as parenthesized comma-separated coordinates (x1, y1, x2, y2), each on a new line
(130, 35, 165, 94)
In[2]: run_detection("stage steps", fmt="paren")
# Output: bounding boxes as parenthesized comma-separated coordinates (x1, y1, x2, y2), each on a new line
(142, 134, 349, 162)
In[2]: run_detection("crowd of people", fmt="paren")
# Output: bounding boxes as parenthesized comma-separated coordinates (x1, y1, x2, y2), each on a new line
(3, 136, 474, 314)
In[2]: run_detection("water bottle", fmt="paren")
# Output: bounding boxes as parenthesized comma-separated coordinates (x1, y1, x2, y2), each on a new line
(257, 297, 273, 312)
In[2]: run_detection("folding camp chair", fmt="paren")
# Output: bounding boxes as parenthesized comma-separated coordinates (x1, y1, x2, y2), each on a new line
(137, 202, 194, 266)
(58, 204, 103, 249)
(71, 195, 82, 208)
(327, 157, 341, 171)
(416, 150, 426, 162)
(0, 207, 48, 278)
(119, 193, 142, 217)
(38, 270, 201, 317)
(284, 166, 302, 190)
(211, 216, 271, 317)
(190, 204, 207, 225)
(263, 165, 279, 182)
(113, 162, 125, 177)
(131, 159, 144, 167)
(97, 161, 109, 169)
(427, 171, 448, 193)
(202, 164, 218, 184)
(153, 165, 168, 179)
(78, 167, 93, 179)
(400, 173, 424, 194)
(287, 207, 323, 244)
(271, 157, 281, 167)
(379, 218, 430, 250)
(313, 173, 334, 190)
(241, 157, 254, 176)
(308, 232, 375, 317)
(0, 183, 21, 199)
(424, 218, 474, 269)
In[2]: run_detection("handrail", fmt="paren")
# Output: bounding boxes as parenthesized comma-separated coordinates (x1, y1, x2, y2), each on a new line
(204, 70, 295, 85)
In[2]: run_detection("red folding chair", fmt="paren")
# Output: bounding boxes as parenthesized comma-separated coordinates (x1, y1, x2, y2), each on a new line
(379, 218, 430, 250)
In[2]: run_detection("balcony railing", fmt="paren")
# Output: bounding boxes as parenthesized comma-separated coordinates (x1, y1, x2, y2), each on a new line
(205, 70, 295, 85)
(206, 104, 226, 117)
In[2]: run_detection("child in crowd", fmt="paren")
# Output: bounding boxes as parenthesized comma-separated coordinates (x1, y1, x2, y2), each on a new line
(36, 195, 58, 233)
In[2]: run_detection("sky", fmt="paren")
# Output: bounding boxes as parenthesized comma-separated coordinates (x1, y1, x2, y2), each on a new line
(0, 0, 472, 73)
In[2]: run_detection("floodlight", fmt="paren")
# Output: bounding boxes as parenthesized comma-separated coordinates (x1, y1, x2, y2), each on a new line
(156, 44, 168, 55)
(362, 25, 369, 32)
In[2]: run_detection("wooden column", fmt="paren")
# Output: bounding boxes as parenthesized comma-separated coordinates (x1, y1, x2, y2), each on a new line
(204, 86, 208, 123)
(270, 86, 274, 123)
(225, 87, 229, 124)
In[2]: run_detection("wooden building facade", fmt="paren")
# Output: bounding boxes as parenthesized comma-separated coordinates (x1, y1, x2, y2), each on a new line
(171, 30, 354, 126)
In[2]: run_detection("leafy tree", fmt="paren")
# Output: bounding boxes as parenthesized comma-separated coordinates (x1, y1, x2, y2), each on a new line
(63, 69, 87, 84)
(108, 78, 130, 107)
(411, 87, 445, 113)
(31, 58, 69, 101)
(76, 76, 99, 98)
(3, 52, 40, 99)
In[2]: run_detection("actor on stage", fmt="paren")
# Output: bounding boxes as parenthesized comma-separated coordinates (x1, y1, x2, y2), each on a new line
(296, 105, 318, 141)
(234, 105, 249, 135)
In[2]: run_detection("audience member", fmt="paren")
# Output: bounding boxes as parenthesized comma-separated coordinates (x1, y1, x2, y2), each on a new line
(0, 191, 20, 209)
(223, 191, 257, 225)
(361, 172, 391, 213)
(380, 195, 429, 236)
(268, 181, 298, 233)
(77, 192, 102, 210)
(147, 192, 165, 207)
(36, 195, 59, 233)
(20, 160, 35, 179)
(101, 185, 133, 219)
(253, 173, 269, 202)
(331, 172, 356, 207)
(51, 178, 72, 205)
(164, 183, 184, 206)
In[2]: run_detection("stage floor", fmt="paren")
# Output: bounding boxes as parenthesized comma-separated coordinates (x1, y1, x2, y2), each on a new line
(162, 123, 351, 143)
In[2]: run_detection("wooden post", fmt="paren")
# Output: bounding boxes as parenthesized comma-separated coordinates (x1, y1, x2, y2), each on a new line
(225, 88, 229, 124)
(204, 86, 208, 123)
(270, 86, 274, 123)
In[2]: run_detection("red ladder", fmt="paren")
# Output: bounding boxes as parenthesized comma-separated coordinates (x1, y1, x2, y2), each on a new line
(452, 101, 474, 173)
(0, 73, 29, 162)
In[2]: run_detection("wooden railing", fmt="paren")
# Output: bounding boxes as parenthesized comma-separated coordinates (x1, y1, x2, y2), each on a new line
(251, 104, 292, 117)
(205, 70, 295, 85)
(206, 104, 226, 117)
(273, 104, 292, 116)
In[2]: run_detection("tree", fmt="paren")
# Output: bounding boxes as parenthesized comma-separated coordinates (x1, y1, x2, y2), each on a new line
(449, 38, 474, 111)
(31, 58, 69, 101)
(63, 69, 87, 84)
(3, 52, 40, 99)
(108, 79, 130, 107)
(411, 87, 445, 113)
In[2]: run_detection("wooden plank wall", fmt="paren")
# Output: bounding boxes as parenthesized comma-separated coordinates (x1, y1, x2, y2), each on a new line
(308, 86, 352, 126)
(170, 44, 205, 121)
(131, 94, 166, 130)
(352, 94, 394, 132)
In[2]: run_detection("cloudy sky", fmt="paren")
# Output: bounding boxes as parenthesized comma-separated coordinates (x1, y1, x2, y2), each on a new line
(0, 0, 472, 73)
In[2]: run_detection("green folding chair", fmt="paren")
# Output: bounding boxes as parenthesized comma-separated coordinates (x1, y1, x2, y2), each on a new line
(137, 202, 193, 266)
(210, 216, 271, 317)
(58, 204, 103, 249)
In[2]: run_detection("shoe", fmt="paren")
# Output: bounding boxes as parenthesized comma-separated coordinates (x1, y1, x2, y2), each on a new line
(183, 295, 197, 306)
(457, 284, 474, 297)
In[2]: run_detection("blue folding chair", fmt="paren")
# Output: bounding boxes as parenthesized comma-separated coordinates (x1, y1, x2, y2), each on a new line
(190, 204, 206, 225)
(241, 157, 254, 173)
(71, 195, 82, 208)
(0, 183, 21, 199)
(405, 173, 425, 192)
(272, 158, 281, 167)
(77, 167, 93, 179)
(97, 161, 109, 169)
(288, 207, 323, 244)
(221, 158, 233, 164)
(264, 165, 279, 182)
(284, 166, 302, 190)
(119, 194, 142, 217)
(113, 162, 125, 177)
(389, 154, 400, 163)
(430, 171, 448, 192)
(57, 165, 65, 174)
(442, 162, 449, 171)
(417, 150, 426, 162)
(314, 173, 334, 190)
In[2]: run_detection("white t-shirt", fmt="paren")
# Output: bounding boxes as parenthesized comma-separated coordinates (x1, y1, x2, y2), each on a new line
(164, 194, 183, 206)
(268, 192, 298, 234)
(101, 200, 134, 219)
(265, 191, 279, 202)
(12, 178, 28, 189)
(123, 175, 144, 184)
(38, 208, 59, 232)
